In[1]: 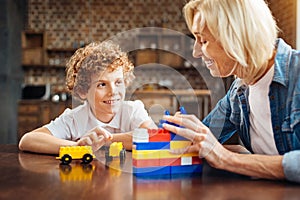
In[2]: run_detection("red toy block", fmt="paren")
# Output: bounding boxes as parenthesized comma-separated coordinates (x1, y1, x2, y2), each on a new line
(159, 157, 181, 166)
(148, 129, 171, 142)
(192, 156, 203, 165)
(132, 158, 160, 168)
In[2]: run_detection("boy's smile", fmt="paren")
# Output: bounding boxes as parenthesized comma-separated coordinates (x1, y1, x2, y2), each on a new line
(85, 67, 126, 123)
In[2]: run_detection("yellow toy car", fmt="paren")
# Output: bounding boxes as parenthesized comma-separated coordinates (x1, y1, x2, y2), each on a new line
(56, 146, 96, 165)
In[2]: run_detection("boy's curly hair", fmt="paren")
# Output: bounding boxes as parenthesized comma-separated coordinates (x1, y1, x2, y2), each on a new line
(65, 41, 135, 100)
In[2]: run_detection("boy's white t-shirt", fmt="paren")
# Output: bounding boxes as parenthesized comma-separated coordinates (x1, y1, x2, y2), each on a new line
(44, 100, 151, 141)
(249, 65, 279, 155)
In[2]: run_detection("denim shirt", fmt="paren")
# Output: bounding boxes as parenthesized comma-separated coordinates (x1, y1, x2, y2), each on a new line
(202, 39, 300, 183)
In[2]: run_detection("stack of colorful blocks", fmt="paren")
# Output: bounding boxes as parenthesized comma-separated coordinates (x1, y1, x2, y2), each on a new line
(132, 128, 203, 178)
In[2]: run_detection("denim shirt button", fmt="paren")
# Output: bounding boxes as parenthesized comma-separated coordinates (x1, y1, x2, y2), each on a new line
(274, 126, 280, 131)
(270, 95, 275, 100)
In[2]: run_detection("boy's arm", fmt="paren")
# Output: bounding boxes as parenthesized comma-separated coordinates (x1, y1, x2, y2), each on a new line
(18, 127, 76, 154)
(111, 119, 157, 150)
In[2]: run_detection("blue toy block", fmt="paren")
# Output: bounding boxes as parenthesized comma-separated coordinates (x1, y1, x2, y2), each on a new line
(133, 142, 170, 150)
(133, 166, 171, 178)
(158, 110, 171, 128)
(170, 164, 202, 175)
(179, 106, 187, 114)
(170, 132, 189, 141)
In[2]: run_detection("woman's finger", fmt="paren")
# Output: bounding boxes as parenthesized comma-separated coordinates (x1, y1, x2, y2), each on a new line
(164, 114, 201, 126)
(163, 123, 198, 142)
(163, 115, 206, 133)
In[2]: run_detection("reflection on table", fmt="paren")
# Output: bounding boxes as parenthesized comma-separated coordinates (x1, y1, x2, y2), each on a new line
(0, 145, 298, 200)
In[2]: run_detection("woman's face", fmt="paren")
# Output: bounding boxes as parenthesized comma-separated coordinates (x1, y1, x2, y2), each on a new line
(84, 67, 126, 123)
(191, 12, 238, 77)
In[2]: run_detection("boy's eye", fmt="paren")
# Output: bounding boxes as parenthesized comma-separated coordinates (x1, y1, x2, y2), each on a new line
(200, 40, 207, 45)
(96, 82, 106, 88)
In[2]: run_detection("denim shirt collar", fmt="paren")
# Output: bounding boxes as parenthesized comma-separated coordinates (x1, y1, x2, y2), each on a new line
(235, 38, 291, 92)
(273, 38, 292, 87)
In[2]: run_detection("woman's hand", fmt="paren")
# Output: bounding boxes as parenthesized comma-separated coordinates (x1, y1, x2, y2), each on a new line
(77, 126, 113, 151)
(162, 114, 227, 167)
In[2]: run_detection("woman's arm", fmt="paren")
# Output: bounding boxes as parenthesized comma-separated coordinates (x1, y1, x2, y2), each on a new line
(207, 143, 285, 180)
(163, 114, 287, 181)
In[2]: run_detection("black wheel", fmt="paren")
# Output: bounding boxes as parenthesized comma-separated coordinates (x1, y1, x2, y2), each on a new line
(61, 154, 72, 165)
(82, 153, 93, 164)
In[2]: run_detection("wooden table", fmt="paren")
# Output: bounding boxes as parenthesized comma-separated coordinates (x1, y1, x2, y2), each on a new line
(0, 145, 299, 200)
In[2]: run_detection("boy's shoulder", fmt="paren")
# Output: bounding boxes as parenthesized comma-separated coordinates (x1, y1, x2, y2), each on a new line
(122, 100, 144, 108)
(60, 101, 89, 118)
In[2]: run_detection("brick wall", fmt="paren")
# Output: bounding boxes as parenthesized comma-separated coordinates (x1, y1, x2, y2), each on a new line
(268, 0, 297, 48)
(26, 0, 297, 49)
(26, 0, 188, 49)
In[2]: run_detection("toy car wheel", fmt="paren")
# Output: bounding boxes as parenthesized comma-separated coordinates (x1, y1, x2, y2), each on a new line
(61, 154, 72, 165)
(82, 153, 93, 164)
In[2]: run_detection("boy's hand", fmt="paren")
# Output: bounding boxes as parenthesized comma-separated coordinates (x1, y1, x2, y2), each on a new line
(77, 126, 113, 151)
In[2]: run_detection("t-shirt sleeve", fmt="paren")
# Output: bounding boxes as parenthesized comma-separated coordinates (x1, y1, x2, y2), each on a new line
(129, 100, 152, 130)
(44, 108, 73, 140)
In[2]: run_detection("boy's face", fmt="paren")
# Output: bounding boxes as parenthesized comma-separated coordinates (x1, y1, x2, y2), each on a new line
(85, 67, 126, 122)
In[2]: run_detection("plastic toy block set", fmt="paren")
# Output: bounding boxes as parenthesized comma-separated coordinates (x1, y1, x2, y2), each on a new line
(132, 128, 203, 178)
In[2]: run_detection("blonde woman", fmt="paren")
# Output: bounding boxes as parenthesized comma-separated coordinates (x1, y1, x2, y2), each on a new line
(163, 0, 300, 183)
(19, 41, 156, 154)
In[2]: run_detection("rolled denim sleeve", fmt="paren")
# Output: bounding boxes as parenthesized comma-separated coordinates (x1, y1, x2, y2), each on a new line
(282, 150, 300, 183)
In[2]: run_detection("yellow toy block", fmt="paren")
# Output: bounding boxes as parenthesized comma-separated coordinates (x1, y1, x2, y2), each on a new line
(133, 149, 198, 159)
(170, 141, 192, 150)
(132, 149, 160, 159)
(109, 142, 124, 157)
(159, 150, 198, 159)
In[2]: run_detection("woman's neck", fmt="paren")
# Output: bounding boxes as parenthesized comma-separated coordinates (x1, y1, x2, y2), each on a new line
(249, 50, 276, 85)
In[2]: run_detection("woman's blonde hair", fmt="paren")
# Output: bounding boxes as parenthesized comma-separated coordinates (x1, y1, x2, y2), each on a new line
(183, 0, 279, 84)
(66, 41, 135, 100)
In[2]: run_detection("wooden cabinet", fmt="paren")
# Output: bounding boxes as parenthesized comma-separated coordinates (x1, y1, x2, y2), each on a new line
(130, 89, 211, 124)
(17, 100, 71, 141)
(22, 31, 46, 65)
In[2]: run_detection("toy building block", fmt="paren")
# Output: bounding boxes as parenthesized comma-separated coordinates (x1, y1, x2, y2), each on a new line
(148, 129, 171, 142)
(179, 106, 187, 114)
(56, 146, 95, 165)
(170, 141, 192, 150)
(133, 166, 171, 178)
(133, 128, 149, 143)
(133, 141, 170, 150)
(105, 142, 126, 162)
(170, 165, 202, 177)
(132, 107, 202, 178)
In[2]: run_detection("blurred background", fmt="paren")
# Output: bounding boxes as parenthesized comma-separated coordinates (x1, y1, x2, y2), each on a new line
(0, 0, 298, 144)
